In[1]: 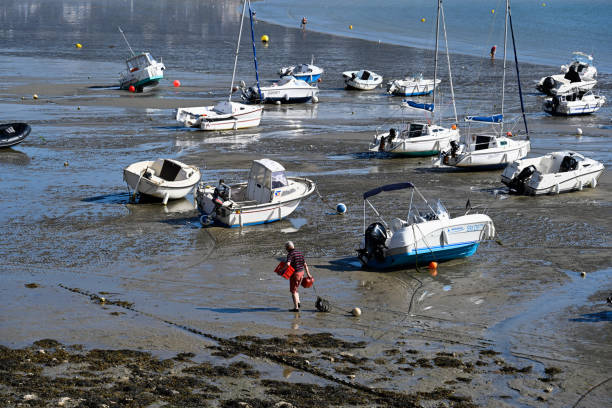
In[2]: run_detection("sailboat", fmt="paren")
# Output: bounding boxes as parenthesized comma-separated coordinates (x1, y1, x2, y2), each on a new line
(370, 0, 459, 157)
(438, 0, 529, 169)
(175, 0, 262, 131)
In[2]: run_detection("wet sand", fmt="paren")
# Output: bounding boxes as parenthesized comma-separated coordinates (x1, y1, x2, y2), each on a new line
(1, 0, 611, 407)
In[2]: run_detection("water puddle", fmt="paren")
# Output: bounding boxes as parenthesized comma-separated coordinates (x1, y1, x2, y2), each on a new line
(281, 217, 308, 234)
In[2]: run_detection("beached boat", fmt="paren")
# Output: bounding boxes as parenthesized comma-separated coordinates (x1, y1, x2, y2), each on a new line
(0, 123, 31, 148)
(241, 76, 319, 104)
(536, 52, 597, 96)
(342, 70, 383, 90)
(279, 61, 324, 84)
(176, 0, 262, 130)
(196, 159, 315, 227)
(386, 75, 440, 97)
(117, 28, 165, 92)
(543, 91, 605, 116)
(370, 0, 459, 157)
(501, 151, 604, 195)
(438, 0, 530, 170)
(357, 183, 495, 270)
(123, 159, 200, 204)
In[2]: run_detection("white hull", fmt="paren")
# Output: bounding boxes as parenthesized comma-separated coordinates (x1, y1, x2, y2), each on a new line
(386, 78, 441, 96)
(543, 93, 605, 116)
(501, 151, 604, 195)
(243, 77, 318, 104)
(440, 136, 530, 169)
(123, 159, 200, 203)
(176, 101, 262, 131)
(119, 52, 165, 90)
(536, 74, 597, 96)
(370, 124, 459, 156)
(343, 70, 383, 90)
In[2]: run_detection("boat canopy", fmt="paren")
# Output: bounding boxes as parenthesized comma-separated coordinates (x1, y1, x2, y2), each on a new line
(249, 159, 288, 190)
(571, 51, 593, 64)
(403, 100, 434, 112)
(465, 114, 503, 123)
(363, 182, 415, 199)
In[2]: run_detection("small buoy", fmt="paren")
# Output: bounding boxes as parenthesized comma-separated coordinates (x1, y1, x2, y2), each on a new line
(580, 271, 586, 278)
(421, 18, 426, 23)
(491, 9, 495, 14)
(542, 2, 546, 6)
(75, 43, 82, 48)
(312, 95, 319, 103)
(77, 106, 80, 110)
(336, 203, 347, 214)
(63, 161, 69, 167)
(128, 85, 136, 93)
(429, 261, 438, 269)
(275, 100, 281, 105)
(32, 94, 38, 100)
(451, 124, 457, 130)
(173, 80, 181, 87)
(349, 25, 353, 30)
(506, 131, 512, 137)
(351, 307, 361, 317)
(261, 34, 269, 42)
(576, 127, 582, 135)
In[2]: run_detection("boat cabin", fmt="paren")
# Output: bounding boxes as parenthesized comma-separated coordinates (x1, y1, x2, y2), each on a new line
(467, 134, 507, 151)
(246, 159, 290, 204)
(126, 52, 156, 72)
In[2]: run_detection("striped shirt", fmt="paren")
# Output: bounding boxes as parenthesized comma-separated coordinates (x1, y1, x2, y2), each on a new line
(286, 249, 305, 272)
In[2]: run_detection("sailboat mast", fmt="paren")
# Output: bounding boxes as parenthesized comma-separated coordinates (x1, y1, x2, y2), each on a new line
(440, 3, 457, 123)
(501, 0, 509, 133)
(229, 0, 248, 101)
(508, 3, 529, 138)
(118, 26, 135, 57)
(432, 0, 441, 114)
(247, 0, 262, 101)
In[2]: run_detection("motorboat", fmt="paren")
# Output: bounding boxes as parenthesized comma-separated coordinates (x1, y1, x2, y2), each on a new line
(240, 76, 319, 104)
(501, 151, 604, 195)
(279, 62, 324, 84)
(176, 0, 262, 131)
(118, 28, 164, 92)
(543, 91, 605, 116)
(371, 0, 459, 157)
(123, 158, 201, 204)
(386, 74, 441, 96)
(357, 183, 495, 270)
(342, 70, 383, 90)
(196, 159, 315, 227)
(536, 52, 597, 96)
(0, 123, 31, 148)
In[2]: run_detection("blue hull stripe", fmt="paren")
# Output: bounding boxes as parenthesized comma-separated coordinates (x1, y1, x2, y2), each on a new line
(396, 90, 433, 96)
(366, 241, 480, 269)
(204, 216, 282, 228)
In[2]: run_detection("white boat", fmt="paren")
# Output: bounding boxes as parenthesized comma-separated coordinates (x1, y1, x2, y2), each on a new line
(123, 159, 201, 204)
(438, 0, 530, 170)
(543, 91, 605, 116)
(241, 76, 319, 104)
(386, 75, 440, 96)
(279, 60, 324, 84)
(196, 159, 315, 227)
(536, 52, 597, 96)
(356, 183, 495, 270)
(342, 70, 383, 90)
(370, 0, 459, 157)
(117, 28, 165, 92)
(176, 0, 262, 131)
(501, 151, 604, 195)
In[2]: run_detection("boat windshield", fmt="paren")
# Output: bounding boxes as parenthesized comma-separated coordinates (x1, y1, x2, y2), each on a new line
(271, 171, 288, 188)
(294, 64, 310, 74)
(127, 53, 153, 70)
(435, 200, 449, 219)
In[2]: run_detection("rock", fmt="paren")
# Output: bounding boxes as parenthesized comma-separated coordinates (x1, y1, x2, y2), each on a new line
(237, 403, 251, 408)
(348, 374, 356, 380)
(58, 396, 71, 406)
(340, 352, 354, 358)
(38, 349, 46, 354)
(291, 348, 297, 354)
(544, 386, 553, 393)
(273, 402, 295, 408)
(24, 394, 37, 401)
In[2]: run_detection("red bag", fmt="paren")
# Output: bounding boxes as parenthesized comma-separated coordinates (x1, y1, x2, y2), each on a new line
(301, 276, 314, 288)
(274, 262, 294, 279)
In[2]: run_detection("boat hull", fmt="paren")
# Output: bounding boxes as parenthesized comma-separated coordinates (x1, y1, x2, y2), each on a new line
(0, 123, 31, 148)
(442, 139, 530, 169)
(123, 160, 200, 201)
(365, 241, 480, 269)
(543, 95, 605, 116)
(370, 127, 459, 157)
(176, 104, 263, 131)
(387, 78, 441, 96)
(119, 62, 165, 91)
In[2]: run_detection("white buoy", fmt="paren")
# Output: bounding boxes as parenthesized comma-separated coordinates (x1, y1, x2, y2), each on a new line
(576, 128, 583, 136)
(351, 307, 361, 317)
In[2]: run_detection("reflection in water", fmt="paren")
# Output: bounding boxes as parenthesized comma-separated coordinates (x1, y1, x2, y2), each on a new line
(262, 104, 319, 121)
(0, 148, 30, 165)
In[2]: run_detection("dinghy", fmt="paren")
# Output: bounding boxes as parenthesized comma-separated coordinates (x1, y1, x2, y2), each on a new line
(357, 183, 495, 270)
(386, 74, 440, 97)
(501, 151, 604, 195)
(0, 123, 31, 148)
(536, 52, 597, 96)
(279, 61, 324, 84)
(117, 28, 165, 92)
(241, 76, 319, 104)
(342, 70, 383, 90)
(123, 159, 200, 204)
(543, 91, 605, 116)
(196, 159, 315, 227)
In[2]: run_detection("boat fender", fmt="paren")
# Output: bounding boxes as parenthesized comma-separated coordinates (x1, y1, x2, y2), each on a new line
(591, 177, 597, 188)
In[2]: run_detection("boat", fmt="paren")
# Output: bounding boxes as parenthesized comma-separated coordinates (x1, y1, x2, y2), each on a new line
(543, 90, 605, 116)
(196, 159, 315, 227)
(241, 76, 319, 104)
(438, 0, 530, 170)
(279, 59, 324, 84)
(342, 70, 383, 90)
(386, 74, 441, 96)
(536, 52, 597, 96)
(356, 183, 495, 270)
(0, 123, 31, 148)
(123, 158, 201, 204)
(370, 0, 459, 157)
(501, 151, 604, 195)
(117, 28, 165, 92)
(176, 0, 262, 130)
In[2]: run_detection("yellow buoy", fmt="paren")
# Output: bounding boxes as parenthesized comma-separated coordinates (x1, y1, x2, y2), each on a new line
(351, 307, 362, 317)
(542, 2, 546, 6)
(32, 94, 38, 100)
(261, 34, 269, 42)
(421, 18, 426, 23)
(75, 43, 82, 48)
(491, 9, 495, 14)
(349, 25, 353, 30)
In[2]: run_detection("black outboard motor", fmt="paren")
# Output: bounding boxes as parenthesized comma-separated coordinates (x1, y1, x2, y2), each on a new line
(357, 222, 388, 264)
(508, 165, 536, 194)
(450, 140, 460, 157)
(542, 76, 556, 94)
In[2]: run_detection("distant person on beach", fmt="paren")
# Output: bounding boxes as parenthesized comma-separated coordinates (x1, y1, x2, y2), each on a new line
(301, 16, 308, 30)
(282, 241, 312, 312)
(490, 45, 496, 60)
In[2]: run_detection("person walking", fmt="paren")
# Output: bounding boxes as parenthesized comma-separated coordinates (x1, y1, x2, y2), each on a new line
(301, 16, 308, 30)
(490, 45, 497, 60)
(283, 241, 312, 312)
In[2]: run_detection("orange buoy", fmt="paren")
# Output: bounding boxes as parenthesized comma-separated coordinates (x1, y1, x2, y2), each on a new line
(451, 124, 457, 130)
(506, 131, 512, 137)
(128, 85, 136, 92)
(173, 80, 181, 87)
(428, 261, 438, 269)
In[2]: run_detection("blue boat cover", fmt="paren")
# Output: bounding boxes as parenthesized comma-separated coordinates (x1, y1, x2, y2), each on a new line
(363, 182, 415, 199)
(404, 100, 434, 112)
(465, 114, 503, 123)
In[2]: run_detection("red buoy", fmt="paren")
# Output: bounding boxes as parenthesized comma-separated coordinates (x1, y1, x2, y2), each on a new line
(128, 85, 136, 93)
(173, 80, 181, 87)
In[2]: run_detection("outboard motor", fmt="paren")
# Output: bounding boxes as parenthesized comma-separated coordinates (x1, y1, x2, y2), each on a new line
(508, 165, 536, 194)
(450, 140, 460, 157)
(542, 76, 555, 93)
(357, 222, 388, 264)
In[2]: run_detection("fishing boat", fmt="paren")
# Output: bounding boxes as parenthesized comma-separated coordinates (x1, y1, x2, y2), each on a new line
(438, 0, 530, 170)
(370, 0, 459, 156)
(542, 91, 605, 116)
(0, 123, 31, 148)
(536, 52, 597, 96)
(342, 70, 383, 90)
(501, 151, 604, 195)
(279, 60, 324, 84)
(386, 74, 440, 97)
(241, 76, 319, 104)
(117, 28, 165, 92)
(357, 183, 495, 270)
(123, 159, 200, 205)
(196, 159, 315, 227)
(176, 0, 262, 130)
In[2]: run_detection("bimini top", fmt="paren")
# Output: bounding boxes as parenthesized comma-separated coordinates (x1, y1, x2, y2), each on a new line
(253, 158, 285, 172)
(363, 182, 415, 199)
(465, 114, 503, 123)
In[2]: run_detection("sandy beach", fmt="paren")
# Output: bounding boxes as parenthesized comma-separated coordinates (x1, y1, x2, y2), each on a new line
(1, 0, 611, 407)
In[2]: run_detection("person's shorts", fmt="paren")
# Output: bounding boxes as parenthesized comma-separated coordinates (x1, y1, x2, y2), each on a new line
(290, 270, 304, 293)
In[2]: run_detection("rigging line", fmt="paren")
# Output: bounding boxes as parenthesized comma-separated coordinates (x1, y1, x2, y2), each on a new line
(247, 0, 262, 101)
(508, 4, 529, 139)
(229, 0, 248, 101)
(440, 3, 457, 123)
